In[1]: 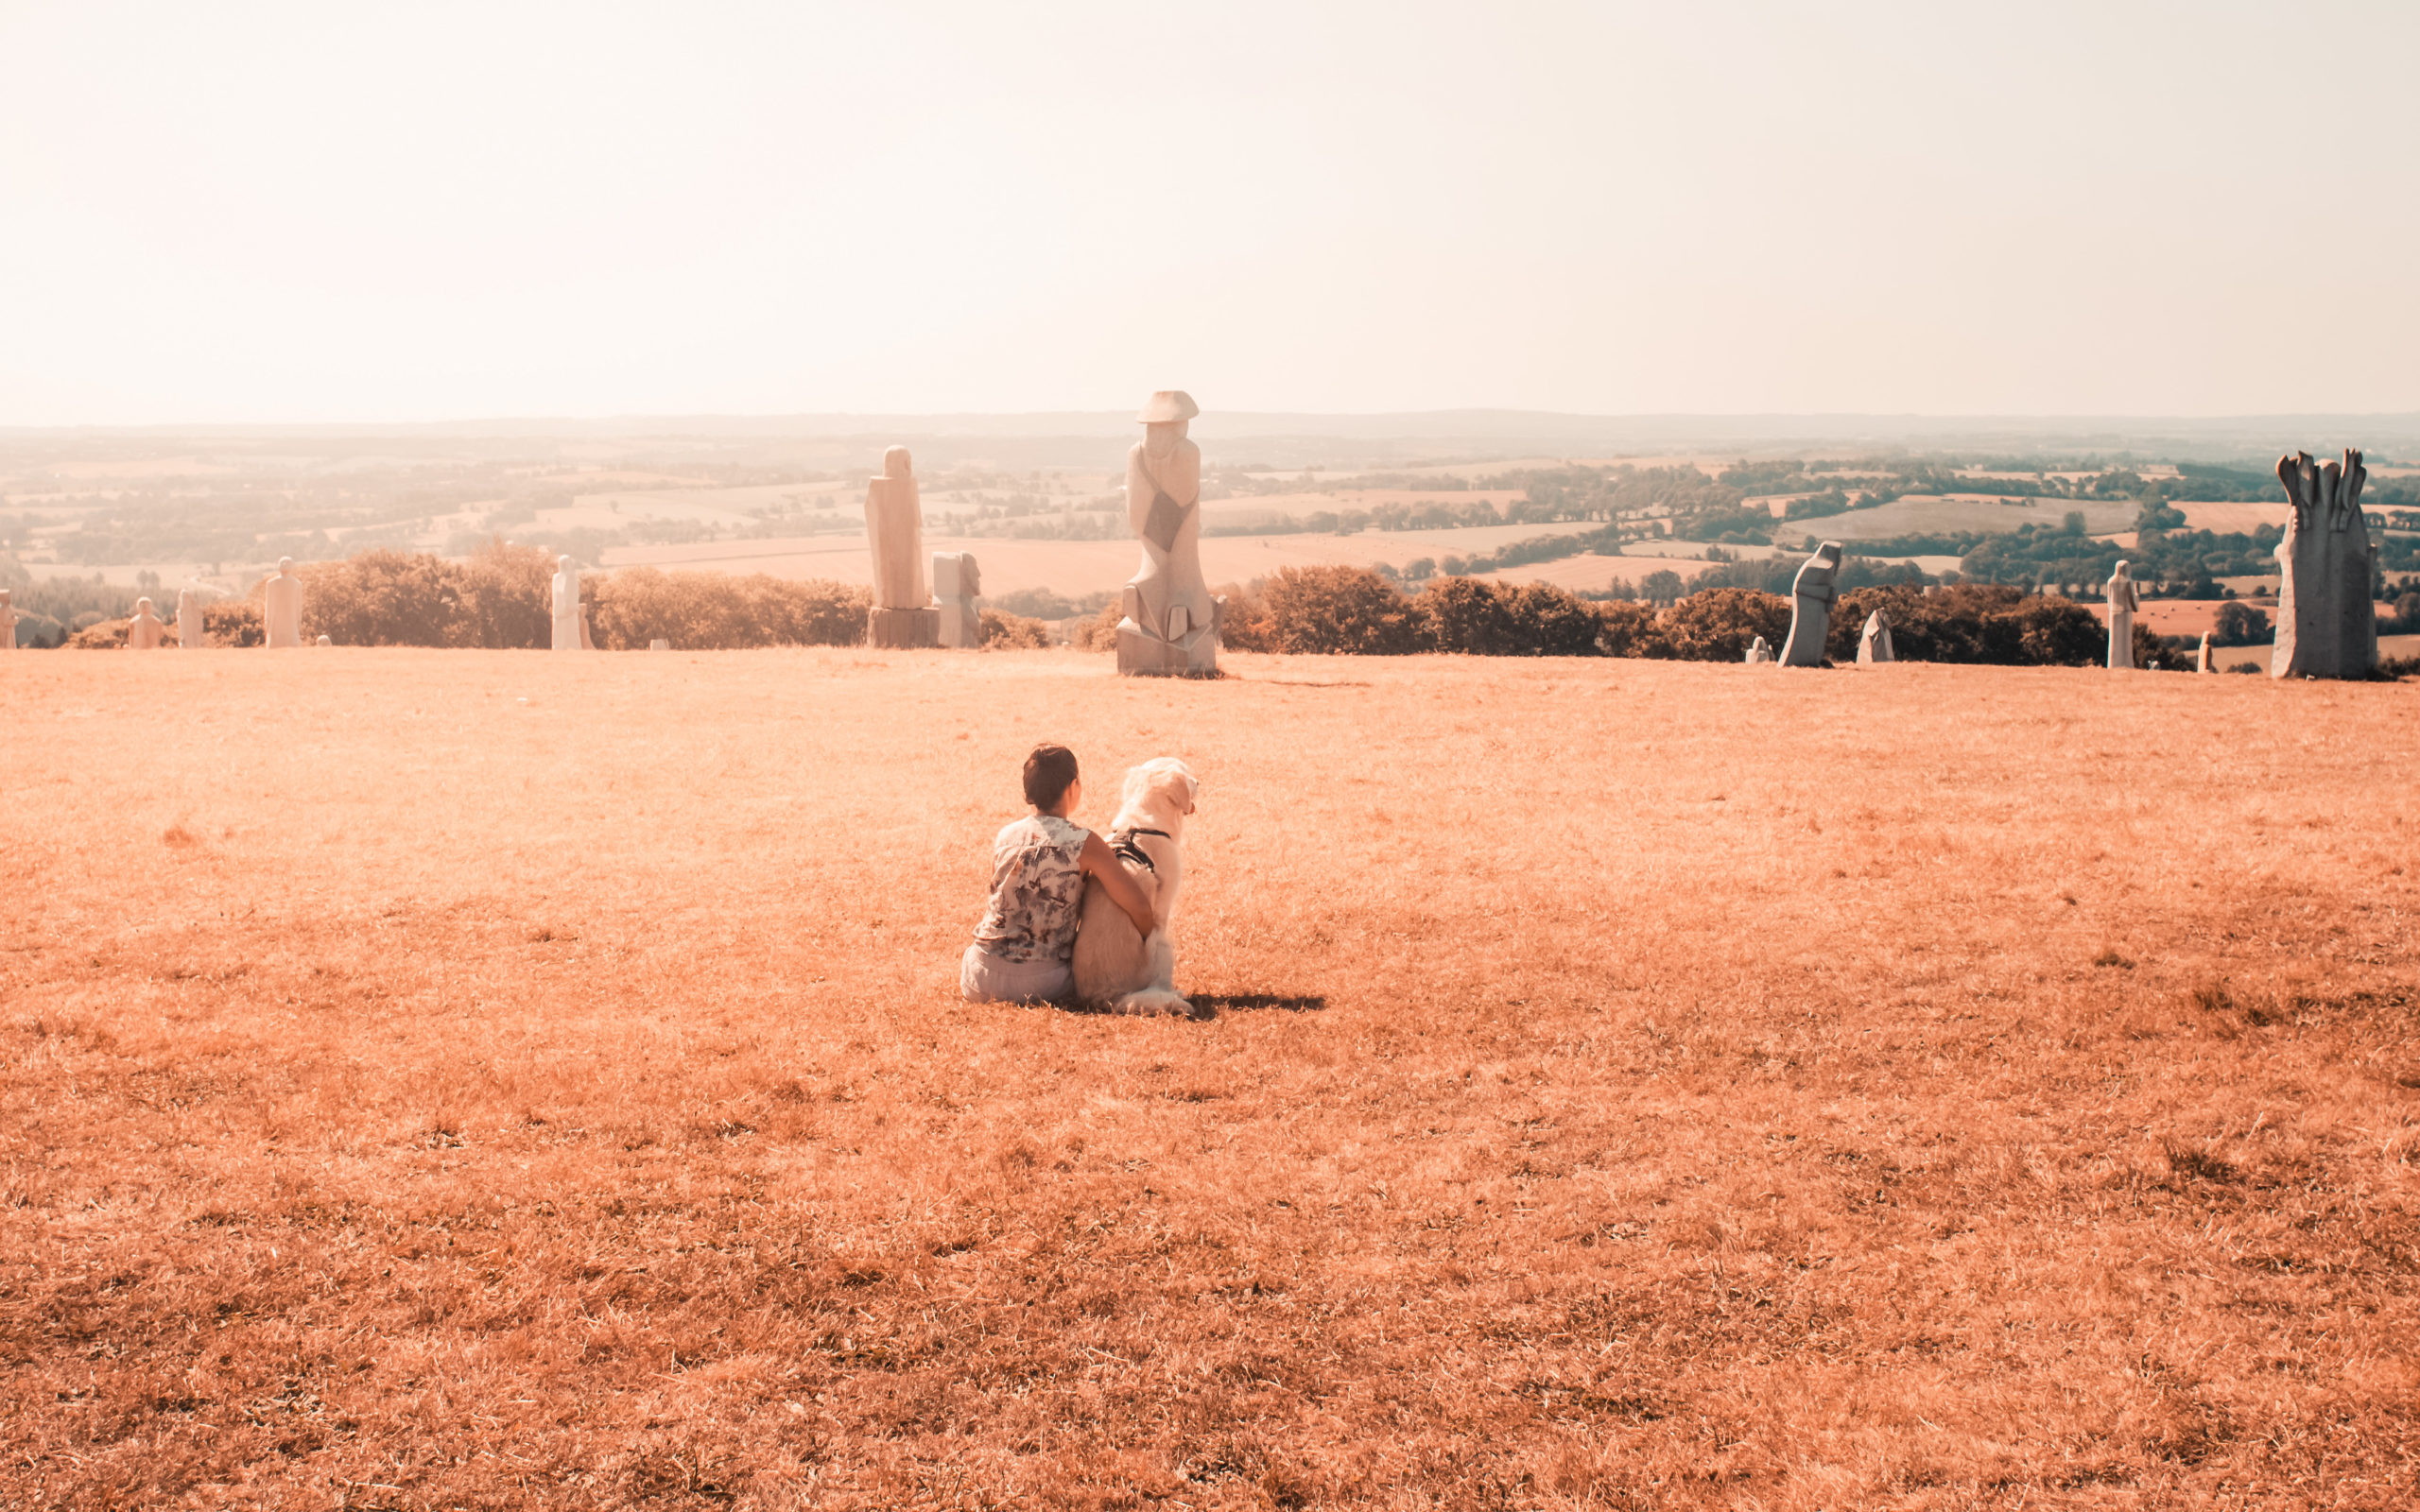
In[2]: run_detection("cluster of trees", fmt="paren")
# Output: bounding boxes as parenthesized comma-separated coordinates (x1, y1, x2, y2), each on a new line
(43, 541, 1086, 653)
(1186, 567, 2111, 665)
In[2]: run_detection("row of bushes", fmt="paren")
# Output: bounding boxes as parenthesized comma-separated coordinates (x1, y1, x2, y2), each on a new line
(1178, 567, 2115, 665)
(53, 542, 1070, 652)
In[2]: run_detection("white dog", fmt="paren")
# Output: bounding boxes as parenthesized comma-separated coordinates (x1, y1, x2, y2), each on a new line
(1071, 757, 1201, 1016)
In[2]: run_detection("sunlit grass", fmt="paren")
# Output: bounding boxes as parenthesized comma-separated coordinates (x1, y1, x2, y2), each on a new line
(3, 647, 2415, 1508)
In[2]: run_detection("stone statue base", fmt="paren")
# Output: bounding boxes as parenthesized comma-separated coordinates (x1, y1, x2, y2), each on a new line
(939, 602, 980, 648)
(868, 607, 940, 649)
(1116, 619, 1219, 677)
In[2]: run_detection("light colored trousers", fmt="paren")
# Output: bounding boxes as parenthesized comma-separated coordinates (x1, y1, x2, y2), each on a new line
(959, 944, 1072, 1004)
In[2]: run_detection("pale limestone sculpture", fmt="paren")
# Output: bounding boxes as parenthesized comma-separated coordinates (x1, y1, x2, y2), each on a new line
(1118, 391, 1220, 676)
(2197, 631, 2214, 674)
(127, 597, 166, 650)
(264, 558, 304, 648)
(0, 589, 14, 651)
(1744, 634, 1773, 664)
(2105, 560, 2139, 669)
(316, 633, 332, 646)
(1857, 609, 1895, 664)
(649, 638, 670, 652)
(551, 557, 582, 653)
(934, 551, 981, 649)
(176, 588, 207, 649)
(2273, 449, 2377, 679)
(1779, 541, 1843, 667)
(866, 446, 940, 649)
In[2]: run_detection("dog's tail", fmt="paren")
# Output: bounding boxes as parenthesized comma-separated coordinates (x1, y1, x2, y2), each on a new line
(1111, 988, 1194, 1020)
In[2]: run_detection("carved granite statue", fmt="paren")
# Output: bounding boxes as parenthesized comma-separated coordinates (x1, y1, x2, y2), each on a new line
(1743, 634, 1773, 664)
(264, 558, 304, 648)
(2273, 449, 2376, 679)
(1117, 391, 1220, 676)
(2197, 630, 2213, 674)
(177, 588, 207, 649)
(127, 597, 166, 649)
(934, 551, 981, 649)
(0, 589, 14, 651)
(866, 446, 940, 648)
(1857, 609, 1894, 664)
(551, 557, 583, 652)
(2105, 560, 2139, 669)
(1779, 541, 1843, 666)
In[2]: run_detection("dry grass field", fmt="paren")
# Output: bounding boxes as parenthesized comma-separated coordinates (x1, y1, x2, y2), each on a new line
(4, 648, 2417, 1510)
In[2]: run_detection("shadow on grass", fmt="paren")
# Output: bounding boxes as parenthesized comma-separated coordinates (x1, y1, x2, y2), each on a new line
(1192, 993, 1326, 1014)
(1056, 992, 1326, 1020)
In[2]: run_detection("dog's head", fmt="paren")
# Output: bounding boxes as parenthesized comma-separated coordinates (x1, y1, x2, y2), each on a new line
(1121, 756, 1200, 826)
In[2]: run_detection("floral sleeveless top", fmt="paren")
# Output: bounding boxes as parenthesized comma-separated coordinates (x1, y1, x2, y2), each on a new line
(972, 815, 1090, 964)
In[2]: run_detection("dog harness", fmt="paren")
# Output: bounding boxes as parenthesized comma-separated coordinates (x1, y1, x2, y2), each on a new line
(1108, 827, 1170, 875)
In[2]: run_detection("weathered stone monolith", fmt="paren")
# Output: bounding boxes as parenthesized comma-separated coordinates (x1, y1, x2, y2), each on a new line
(1857, 610, 1895, 664)
(127, 597, 166, 650)
(866, 446, 940, 649)
(177, 588, 207, 649)
(551, 557, 583, 652)
(1779, 541, 1843, 667)
(935, 551, 981, 649)
(264, 558, 304, 648)
(2105, 561, 2140, 669)
(0, 589, 15, 651)
(2273, 449, 2377, 679)
(1744, 634, 1773, 664)
(2197, 630, 2213, 674)
(1117, 391, 1220, 676)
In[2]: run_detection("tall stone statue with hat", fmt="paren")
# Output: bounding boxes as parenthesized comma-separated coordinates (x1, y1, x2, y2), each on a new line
(1116, 390, 1220, 676)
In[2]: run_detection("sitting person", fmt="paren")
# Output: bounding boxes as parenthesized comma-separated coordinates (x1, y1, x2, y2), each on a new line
(962, 743, 1158, 1004)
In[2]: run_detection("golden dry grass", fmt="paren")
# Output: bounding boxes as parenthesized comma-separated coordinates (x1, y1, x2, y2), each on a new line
(4, 648, 2417, 1510)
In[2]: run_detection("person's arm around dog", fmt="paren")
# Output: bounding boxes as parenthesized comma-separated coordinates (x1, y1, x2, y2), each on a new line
(1077, 828, 1156, 936)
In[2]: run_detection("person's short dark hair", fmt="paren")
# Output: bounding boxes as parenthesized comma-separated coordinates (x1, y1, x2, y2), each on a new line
(1023, 744, 1080, 810)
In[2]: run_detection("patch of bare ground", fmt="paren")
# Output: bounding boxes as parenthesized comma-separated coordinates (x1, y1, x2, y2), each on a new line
(1, 648, 2415, 1508)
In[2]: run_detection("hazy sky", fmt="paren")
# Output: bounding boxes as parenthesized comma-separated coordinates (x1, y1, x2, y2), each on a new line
(3, 1, 2413, 424)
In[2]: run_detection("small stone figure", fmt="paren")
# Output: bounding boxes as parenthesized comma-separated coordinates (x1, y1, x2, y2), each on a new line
(1779, 541, 1843, 667)
(649, 638, 670, 652)
(1744, 634, 1773, 664)
(177, 588, 207, 649)
(2197, 630, 2213, 674)
(2105, 560, 2139, 669)
(551, 557, 583, 653)
(0, 589, 15, 651)
(866, 447, 940, 649)
(935, 551, 982, 649)
(264, 558, 304, 648)
(1117, 392, 1220, 675)
(1857, 609, 1894, 664)
(2273, 449, 2377, 679)
(127, 597, 166, 650)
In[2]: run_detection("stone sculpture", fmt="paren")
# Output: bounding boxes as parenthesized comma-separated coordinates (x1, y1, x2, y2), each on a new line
(865, 446, 940, 649)
(1779, 541, 1843, 667)
(316, 634, 332, 647)
(934, 551, 981, 649)
(1117, 391, 1220, 676)
(264, 558, 304, 648)
(177, 588, 207, 649)
(2105, 560, 2139, 669)
(1857, 609, 1895, 664)
(127, 597, 166, 649)
(551, 557, 583, 653)
(0, 589, 14, 651)
(2273, 449, 2377, 679)
(649, 638, 670, 652)
(1743, 634, 1773, 664)
(2197, 631, 2214, 674)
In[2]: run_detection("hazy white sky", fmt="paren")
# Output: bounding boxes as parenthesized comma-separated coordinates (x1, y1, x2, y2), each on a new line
(2, 1, 2413, 424)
